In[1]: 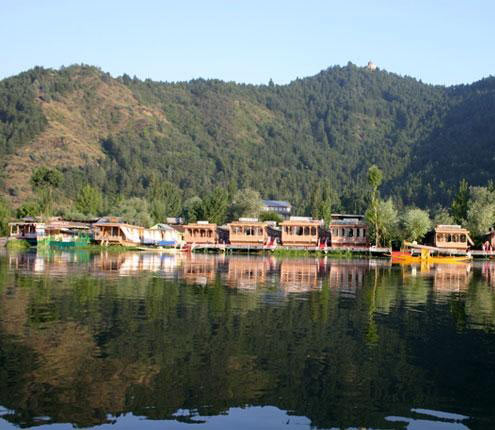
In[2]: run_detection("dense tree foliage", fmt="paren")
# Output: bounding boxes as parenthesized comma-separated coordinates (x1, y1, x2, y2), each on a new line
(1, 63, 495, 214)
(402, 208, 431, 242)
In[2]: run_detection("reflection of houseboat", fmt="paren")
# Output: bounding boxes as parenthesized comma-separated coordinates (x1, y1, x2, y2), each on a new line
(280, 217, 323, 248)
(228, 219, 277, 246)
(329, 214, 368, 248)
(183, 222, 218, 245)
(328, 261, 369, 295)
(279, 259, 321, 291)
(226, 256, 268, 289)
(433, 264, 472, 293)
(181, 254, 217, 285)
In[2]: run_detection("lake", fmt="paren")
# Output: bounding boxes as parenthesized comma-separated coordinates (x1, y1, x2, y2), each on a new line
(0, 249, 494, 429)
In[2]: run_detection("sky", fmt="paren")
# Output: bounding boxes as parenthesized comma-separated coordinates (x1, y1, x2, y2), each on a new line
(1, 0, 494, 86)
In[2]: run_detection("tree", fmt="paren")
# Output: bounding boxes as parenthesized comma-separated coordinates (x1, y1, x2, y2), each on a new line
(113, 197, 152, 227)
(202, 187, 229, 225)
(451, 179, 469, 225)
(75, 184, 103, 216)
(366, 198, 398, 247)
(230, 188, 263, 219)
(182, 196, 204, 223)
(16, 201, 39, 219)
(0, 197, 11, 236)
(466, 186, 495, 238)
(432, 207, 455, 226)
(367, 165, 383, 246)
(402, 208, 431, 242)
(259, 211, 283, 223)
(30, 167, 63, 217)
(148, 180, 182, 223)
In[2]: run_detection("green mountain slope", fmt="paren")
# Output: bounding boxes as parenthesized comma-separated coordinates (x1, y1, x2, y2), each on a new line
(1, 63, 494, 213)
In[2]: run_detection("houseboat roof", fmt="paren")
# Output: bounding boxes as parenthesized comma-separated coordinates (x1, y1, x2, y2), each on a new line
(434, 224, 469, 232)
(281, 217, 322, 225)
(263, 200, 292, 208)
(184, 222, 217, 228)
(330, 218, 367, 225)
(46, 220, 91, 230)
(331, 213, 365, 220)
(93, 219, 144, 229)
(150, 223, 176, 231)
(229, 219, 267, 226)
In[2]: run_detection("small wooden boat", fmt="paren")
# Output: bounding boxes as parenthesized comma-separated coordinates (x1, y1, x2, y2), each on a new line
(392, 246, 472, 264)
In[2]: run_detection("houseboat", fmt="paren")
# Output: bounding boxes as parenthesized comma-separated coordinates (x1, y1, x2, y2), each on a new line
(9, 219, 46, 245)
(280, 217, 323, 247)
(228, 218, 278, 246)
(92, 217, 144, 247)
(329, 214, 368, 248)
(425, 224, 473, 252)
(183, 221, 218, 245)
(45, 219, 92, 247)
(143, 224, 183, 247)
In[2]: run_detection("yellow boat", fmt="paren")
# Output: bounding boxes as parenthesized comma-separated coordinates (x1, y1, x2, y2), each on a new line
(392, 247, 472, 264)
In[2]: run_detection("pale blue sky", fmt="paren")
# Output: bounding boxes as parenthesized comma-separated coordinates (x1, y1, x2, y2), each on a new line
(1, 0, 493, 85)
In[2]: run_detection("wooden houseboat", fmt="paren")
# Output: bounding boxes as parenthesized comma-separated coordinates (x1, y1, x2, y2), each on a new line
(183, 221, 218, 245)
(93, 217, 144, 247)
(9, 219, 46, 245)
(329, 214, 368, 248)
(425, 224, 473, 252)
(45, 219, 92, 247)
(228, 218, 278, 246)
(280, 217, 323, 247)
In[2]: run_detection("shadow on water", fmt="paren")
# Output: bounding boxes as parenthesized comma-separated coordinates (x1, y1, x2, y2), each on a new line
(1, 250, 495, 429)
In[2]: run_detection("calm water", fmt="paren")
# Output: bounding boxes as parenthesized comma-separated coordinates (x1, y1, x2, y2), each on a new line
(1, 250, 495, 429)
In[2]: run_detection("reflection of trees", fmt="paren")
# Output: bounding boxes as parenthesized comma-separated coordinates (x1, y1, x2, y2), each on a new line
(1, 255, 495, 428)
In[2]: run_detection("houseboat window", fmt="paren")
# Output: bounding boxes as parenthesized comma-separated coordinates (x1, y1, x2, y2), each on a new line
(257, 227, 263, 235)
(460, 234, 466, 242)
(349, 229, 353, 237)
(356, 229, 360, 237)
(200, 229, 205, 237)
(447, 234, 452, 242)
(304, 226, 310, 235)
(340, 228, 344, 237)
(437, 233, 444, 242)
(207, 230, 212, 238)
(453, 234, 459, 243)
(311, 227, 316, 235)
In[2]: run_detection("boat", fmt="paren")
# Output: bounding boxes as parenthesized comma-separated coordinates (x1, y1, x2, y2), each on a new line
(392, 246, 472, 264)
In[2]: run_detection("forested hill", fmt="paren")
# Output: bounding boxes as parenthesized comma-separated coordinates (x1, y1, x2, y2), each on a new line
(1, 63, 495, 213)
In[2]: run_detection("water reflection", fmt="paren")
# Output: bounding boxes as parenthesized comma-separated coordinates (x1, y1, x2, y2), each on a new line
(1, 250, 495, 429)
